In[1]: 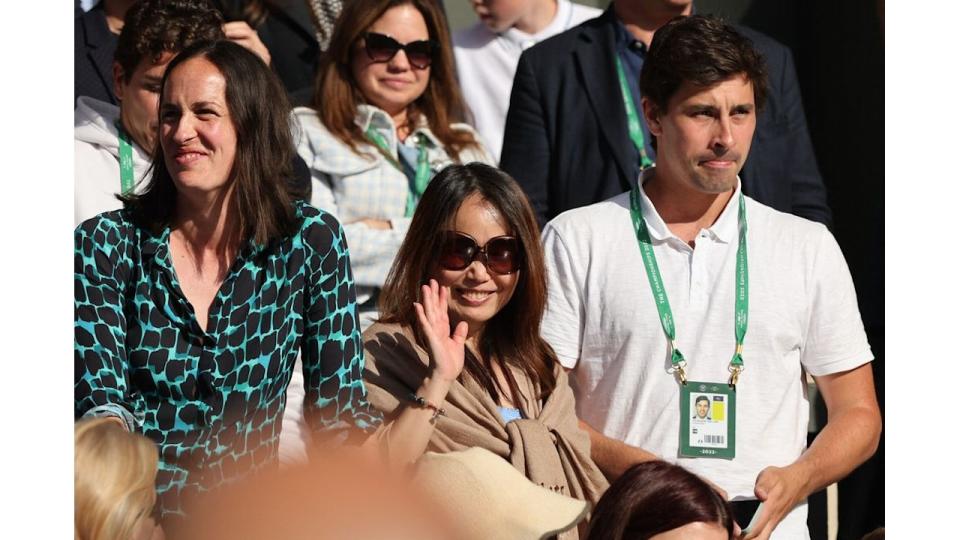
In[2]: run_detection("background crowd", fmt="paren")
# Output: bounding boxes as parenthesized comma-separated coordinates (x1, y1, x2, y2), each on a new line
(67, 1, 885, 539)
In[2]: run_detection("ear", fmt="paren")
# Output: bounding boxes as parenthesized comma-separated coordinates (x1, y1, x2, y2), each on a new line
(641, 96, 662, 136)
(112, 61, 126, 103)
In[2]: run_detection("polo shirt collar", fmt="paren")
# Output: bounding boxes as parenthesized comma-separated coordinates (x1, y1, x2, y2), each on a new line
(637, 167, 743, 244)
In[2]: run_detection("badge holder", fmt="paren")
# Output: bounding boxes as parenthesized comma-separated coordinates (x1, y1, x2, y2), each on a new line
(679, 381, 736, 459)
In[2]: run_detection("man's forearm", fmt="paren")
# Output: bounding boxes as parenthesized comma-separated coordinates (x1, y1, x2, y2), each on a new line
(787, 401, 882, 499)
(578, 419, 659, 481)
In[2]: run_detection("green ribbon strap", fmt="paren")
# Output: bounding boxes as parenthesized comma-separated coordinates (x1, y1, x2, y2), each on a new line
(629, 184, 749, 387)
(614, 55, 654, 170)
(364, 125, 432, 217)
(116, 122, 136, 195)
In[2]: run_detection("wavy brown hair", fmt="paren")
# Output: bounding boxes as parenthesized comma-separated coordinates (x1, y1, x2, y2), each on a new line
(378, 163, 557, 400)
(125, 40, 302, 245)
(311, 0, 478, 159)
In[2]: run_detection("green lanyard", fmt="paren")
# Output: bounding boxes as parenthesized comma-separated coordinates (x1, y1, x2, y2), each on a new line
(613, 55, 654, 170)
(629, 185, 749, 387)
(116, 122, 136, 195)
(364, 125, 432, 217)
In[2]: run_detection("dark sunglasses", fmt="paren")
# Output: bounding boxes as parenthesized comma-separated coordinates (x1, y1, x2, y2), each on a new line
(438, 232, 522, 275)
(363, 32, 437, 69)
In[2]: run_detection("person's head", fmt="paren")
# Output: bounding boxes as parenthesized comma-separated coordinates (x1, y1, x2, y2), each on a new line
(75, 418, 161, 540)
(112, 0, 224, 151)
(127, 39, 299, 246)
(587, 461, 734, 540)
(468, 0, 557, 34)
(639, 15, 767, 196)
(314, 0, 476, 159)
(695, 395, 710, 418)
(379, 163, 556, 399)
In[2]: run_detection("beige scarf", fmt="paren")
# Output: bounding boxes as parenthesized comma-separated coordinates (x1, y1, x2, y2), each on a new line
(363, 322, 609, 539)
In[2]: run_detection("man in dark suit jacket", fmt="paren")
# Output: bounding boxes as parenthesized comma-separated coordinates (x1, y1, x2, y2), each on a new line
(501, 0, 831, 227)
(75, 1, 136, 106)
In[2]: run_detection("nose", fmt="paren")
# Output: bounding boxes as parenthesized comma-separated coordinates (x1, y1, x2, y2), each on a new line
(711, 115, 734, 156)
(463, 258, 491, 283)
(171, 114, 197, 145)
(387, 48, 412, 71)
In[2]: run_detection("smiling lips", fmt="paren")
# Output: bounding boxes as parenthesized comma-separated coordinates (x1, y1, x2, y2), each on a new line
(456, 288, 495, 306)
(173, 148, 208, 166)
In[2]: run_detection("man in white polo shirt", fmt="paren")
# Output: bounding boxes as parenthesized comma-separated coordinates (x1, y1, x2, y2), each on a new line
(540, 15, 881, 540)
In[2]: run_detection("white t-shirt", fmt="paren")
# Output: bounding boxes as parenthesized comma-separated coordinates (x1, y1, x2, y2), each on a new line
(453, 0, 601, 161)
(541, 173, 872, 539)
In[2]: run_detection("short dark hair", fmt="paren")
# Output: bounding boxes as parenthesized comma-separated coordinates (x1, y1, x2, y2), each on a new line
(125, 40, 300, 246)
(640, 15, 767, 112)
(587, 460, 734, 540)
(378, 163, 557, 400)
(115, 0, 225, 81)
(696, 395, 710, 406)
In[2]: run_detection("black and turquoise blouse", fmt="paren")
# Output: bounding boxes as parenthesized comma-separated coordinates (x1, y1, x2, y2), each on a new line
(74, 202, 382, 518)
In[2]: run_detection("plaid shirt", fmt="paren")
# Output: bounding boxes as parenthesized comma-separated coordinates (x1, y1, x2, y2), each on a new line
(293, 105, 494, 307)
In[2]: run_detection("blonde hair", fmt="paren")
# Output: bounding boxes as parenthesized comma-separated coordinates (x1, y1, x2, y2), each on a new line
(75, 418, 159, 540)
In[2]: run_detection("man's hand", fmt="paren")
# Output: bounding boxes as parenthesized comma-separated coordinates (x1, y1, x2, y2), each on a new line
(223, 21, 271, 66)
(742, 464, 809, 540)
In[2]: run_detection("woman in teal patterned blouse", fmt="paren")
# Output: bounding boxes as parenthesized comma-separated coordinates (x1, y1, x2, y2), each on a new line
(74, 40, 382, 521)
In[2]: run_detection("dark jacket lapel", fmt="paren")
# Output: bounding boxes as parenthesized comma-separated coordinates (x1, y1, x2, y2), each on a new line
(572, 8, 634, 190)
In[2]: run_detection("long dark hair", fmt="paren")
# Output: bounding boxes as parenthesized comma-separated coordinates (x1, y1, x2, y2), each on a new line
(378, 163, 557, 400)
(587, 461, 735, 540)
(312, 0, 478, 159)
(125, 39, 300, 245)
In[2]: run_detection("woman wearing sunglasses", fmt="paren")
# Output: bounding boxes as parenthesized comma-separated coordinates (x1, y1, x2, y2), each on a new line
(362, 164, 608, 538)
(293, 0, 493, 329)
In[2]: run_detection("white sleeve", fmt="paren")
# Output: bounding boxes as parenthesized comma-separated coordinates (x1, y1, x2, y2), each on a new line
(800, 227, 874, 376)
(541, 222, 586, 369)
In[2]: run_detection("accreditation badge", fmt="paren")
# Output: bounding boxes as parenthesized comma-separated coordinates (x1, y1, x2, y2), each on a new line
(679, 381, 736, 459)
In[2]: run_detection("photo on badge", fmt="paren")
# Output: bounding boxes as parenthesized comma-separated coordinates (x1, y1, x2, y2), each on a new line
(679, 381, 736, 459)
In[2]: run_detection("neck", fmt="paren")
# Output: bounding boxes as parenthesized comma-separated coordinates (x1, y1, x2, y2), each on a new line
(172, 186, 241, 257)
(103, 0, 136, 34)
(643, 171, 734, 245)
(391, 107, 411, 141)
(613, 0, 692, 46)
(515, 0, 559, 35)
(119, 115, 149, 154)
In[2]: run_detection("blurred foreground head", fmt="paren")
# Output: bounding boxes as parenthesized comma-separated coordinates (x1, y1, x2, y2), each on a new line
(176, 445, 586, 539)
(75, 417, 161, 540)
(173, 446, 455, 540)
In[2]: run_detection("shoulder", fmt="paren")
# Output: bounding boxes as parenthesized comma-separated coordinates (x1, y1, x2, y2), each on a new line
(75, 209, 136, 238)
(75, 97, 120, 145)
(292, 106, 379, 175)
(524, 10, 607, 61)
(744, 196, 836, 259)
(453, 22, 495, 50)
(74, 210, 141, 265)
(295, 201, 350, 252)
(567, 1, 603, 25)
(545, 191, 631, 239)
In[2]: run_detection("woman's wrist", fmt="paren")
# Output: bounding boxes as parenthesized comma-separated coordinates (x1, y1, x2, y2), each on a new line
(419, 373, 453, 402)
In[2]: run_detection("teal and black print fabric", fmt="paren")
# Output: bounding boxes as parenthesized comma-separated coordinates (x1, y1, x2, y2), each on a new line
(74, 202, 382, 518)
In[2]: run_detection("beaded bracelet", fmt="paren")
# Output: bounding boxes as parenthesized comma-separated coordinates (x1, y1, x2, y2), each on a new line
(410, 394, 446, 421)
